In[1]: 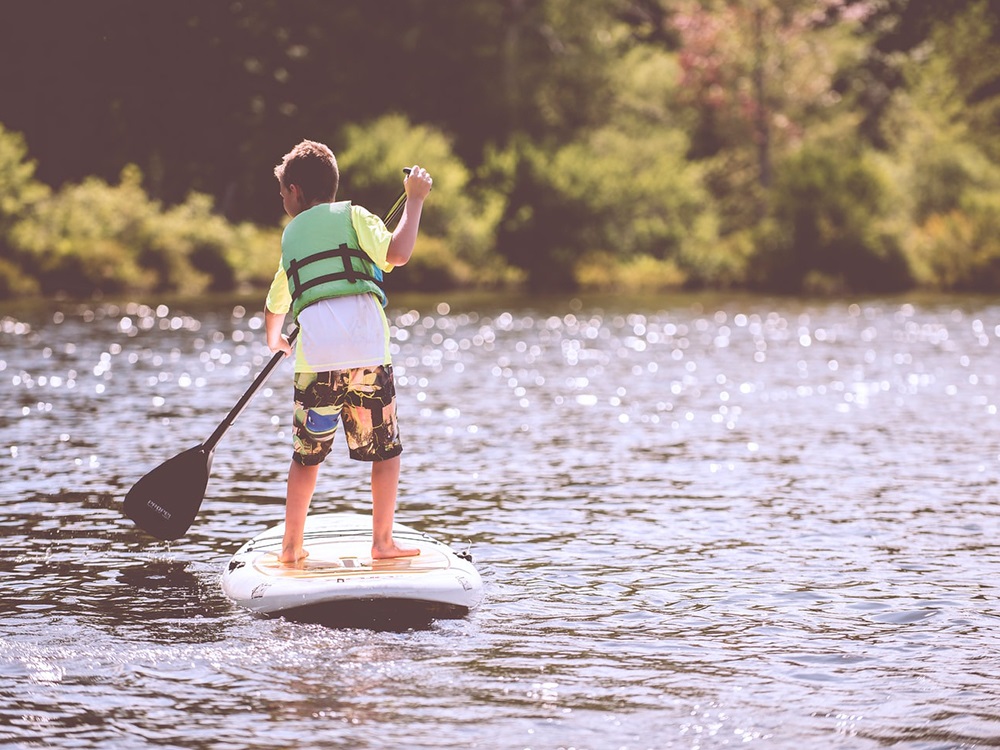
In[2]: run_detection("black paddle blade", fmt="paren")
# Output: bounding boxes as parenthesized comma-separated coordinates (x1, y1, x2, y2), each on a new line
(123, 444, 214, 541)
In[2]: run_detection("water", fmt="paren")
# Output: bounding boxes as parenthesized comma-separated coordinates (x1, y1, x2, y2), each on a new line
(2, 292, 999, 749)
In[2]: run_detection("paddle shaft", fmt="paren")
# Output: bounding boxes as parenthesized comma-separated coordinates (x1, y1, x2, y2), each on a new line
(201, 175, 412, 453)
(202, 326, 298, 453)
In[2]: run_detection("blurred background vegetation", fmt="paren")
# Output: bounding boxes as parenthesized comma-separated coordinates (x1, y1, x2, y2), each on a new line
(0, 0, 997, 299)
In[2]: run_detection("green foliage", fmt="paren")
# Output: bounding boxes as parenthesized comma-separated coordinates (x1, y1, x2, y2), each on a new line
(385, 234, 473, 293)
(229, 221, 284, 290)
(0, 124, 49, 294)
(0, 257, 40, 298)
(5, 160, 280, 299)
(876, 0, 1000, 291)
(680, 223, 756, 290)
(496, 119, 718, 290)
(493, 141, 587, 291)
(552, 125, 710, 259)
(338, 114, 512, 289)
(516, 0, 625, 138)
(142, 193, 280, 293)
(575, 252, 686, 291)
(754, 144, 911, 293)
(880, 11, 1000, 222)
(904, 194, 1000, 291)
(908, 140, 995, 223)
(0, 124, 49, 236)
(11, 166, 158, 295)
(140, 193, 221, 293)
(918, 0, 1000, 164)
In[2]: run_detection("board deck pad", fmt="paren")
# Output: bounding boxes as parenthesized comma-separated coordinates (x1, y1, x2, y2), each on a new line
(221, 513, 483, 627)
(252, 544, 452, 579)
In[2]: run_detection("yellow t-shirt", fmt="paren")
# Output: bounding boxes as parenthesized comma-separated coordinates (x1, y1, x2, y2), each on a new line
(266, 203, 395, 372)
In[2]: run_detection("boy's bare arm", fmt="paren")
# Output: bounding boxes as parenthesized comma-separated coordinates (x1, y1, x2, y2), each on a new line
(386, 165, 432, 267)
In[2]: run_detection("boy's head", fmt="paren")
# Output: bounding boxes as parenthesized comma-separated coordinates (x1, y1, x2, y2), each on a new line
(274, 140, 339, 214)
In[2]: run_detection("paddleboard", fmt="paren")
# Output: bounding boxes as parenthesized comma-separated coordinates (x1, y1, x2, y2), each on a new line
(221, 513, 483, 624)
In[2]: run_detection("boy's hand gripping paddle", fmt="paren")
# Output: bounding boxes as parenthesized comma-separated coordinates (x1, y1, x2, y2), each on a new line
(123, 174, 412, 540)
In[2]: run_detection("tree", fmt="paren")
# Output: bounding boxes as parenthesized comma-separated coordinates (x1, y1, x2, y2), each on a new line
(0, 124, 48, 296)
(878, 1, 1000, 289)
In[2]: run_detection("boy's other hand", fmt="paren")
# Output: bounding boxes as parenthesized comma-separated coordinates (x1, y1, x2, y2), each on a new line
(404, 165, 433, 201)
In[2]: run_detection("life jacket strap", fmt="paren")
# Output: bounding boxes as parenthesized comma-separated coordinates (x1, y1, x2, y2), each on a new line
(287, 244, 382, 303)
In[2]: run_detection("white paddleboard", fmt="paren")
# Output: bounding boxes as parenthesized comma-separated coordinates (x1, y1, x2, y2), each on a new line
(221, 513, 483, 623)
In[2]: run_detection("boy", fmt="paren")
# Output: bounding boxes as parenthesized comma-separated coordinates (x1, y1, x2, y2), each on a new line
(264, 139, 432, 563)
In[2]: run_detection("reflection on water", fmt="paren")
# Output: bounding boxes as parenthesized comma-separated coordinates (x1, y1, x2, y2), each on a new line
(2, 292, 999, 748)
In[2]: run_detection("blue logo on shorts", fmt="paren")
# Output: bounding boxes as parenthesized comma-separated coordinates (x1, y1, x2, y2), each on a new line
(304, 410, 339, 440)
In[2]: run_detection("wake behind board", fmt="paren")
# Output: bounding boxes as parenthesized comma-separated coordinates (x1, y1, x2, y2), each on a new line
(221, 513, 483, 626)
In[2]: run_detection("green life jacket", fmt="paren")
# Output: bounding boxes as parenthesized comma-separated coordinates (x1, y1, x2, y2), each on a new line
(281, 201, 387, 321)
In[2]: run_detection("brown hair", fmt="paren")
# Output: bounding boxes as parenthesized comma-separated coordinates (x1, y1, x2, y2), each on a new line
(273, 140, 339, 204)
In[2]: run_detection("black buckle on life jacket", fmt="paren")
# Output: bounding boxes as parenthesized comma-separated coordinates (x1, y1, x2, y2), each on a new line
(338, 244, 358, 284)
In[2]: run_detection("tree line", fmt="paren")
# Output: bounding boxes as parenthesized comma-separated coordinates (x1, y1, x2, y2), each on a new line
(0, 0, 998, 299)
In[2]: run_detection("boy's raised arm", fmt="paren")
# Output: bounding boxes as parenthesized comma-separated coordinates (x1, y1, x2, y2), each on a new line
(386, 165, 432, 267)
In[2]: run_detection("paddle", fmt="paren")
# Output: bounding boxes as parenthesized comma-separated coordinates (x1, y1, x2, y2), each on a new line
(123, 172, 413, 540)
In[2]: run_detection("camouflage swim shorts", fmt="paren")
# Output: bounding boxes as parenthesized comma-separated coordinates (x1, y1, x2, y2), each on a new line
(291, 365, 402, 465)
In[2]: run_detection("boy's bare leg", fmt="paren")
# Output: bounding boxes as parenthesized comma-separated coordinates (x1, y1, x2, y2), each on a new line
(371, 455, 420, 559)
(280, 460, 319, 563)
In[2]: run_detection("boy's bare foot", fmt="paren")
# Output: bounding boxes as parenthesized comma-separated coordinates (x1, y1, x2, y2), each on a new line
(372, 541, 421, 560)
(278, 547, 309, 564)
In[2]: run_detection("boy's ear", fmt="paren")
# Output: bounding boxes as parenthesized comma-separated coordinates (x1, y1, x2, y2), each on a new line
(288, 183, 310, 208)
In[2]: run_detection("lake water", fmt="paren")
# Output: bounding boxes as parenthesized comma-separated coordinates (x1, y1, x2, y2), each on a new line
(1, 291, 999, 749)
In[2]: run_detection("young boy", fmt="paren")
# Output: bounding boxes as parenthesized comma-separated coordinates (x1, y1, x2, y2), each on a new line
(264, 139, 432, 563)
